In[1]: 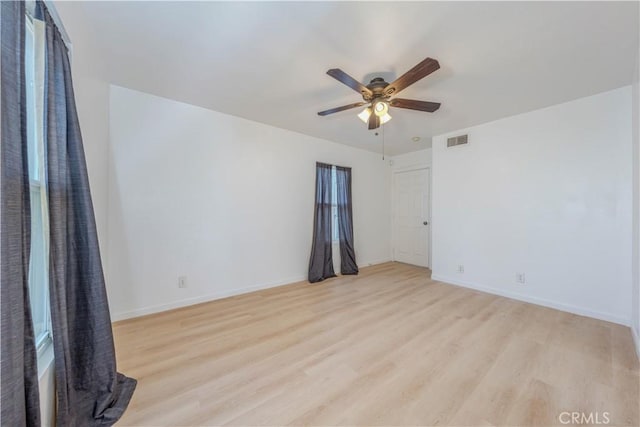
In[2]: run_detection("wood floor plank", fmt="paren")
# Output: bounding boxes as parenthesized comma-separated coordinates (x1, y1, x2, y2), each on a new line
(113, 262, 639, 426)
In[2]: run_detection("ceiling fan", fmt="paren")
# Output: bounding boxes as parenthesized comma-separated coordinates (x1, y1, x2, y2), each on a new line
(317, 57, 441, 130)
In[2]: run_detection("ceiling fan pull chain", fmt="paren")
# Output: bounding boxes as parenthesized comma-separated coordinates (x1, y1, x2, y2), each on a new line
(382, 124, 385, 160)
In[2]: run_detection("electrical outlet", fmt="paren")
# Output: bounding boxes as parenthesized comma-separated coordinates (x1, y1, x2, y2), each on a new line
(516, 273, 525, 284)
(457, 265, 464, 273)
(178, 276, 187, 288)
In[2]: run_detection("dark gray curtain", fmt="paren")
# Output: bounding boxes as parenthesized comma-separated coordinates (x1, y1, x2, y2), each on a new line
(1, 2, 42, 426)
(308, 162, 336, 282)
(335, 166, 358, 275)
(38, 3, 136, 426)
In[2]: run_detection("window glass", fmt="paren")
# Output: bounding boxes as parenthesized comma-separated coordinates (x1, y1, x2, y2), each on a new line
(25, 16, 51, 352)
(25, 19, 38, 181)
(331, 167, 339, 242)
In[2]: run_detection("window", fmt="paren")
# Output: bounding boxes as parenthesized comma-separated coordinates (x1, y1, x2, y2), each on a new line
(331, 167, 339, 242)
(25, 15, 51, 354)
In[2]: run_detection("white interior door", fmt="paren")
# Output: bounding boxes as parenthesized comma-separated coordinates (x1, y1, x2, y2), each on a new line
(393, 168, 430, 268)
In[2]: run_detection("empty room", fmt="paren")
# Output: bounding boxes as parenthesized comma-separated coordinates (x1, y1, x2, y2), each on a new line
(2, 1, 640, 426)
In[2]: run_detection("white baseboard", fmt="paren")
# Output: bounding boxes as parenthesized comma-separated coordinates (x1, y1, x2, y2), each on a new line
(361, 258, 392, 267)
(111, 275, 306, 322)
(430, 274, 630, 327)
(111, 259, 392, 322)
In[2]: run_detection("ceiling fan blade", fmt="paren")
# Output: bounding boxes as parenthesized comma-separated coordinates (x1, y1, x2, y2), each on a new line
(368, 112, 380, 130)
(317, 102, 368, 116)
(390, 98, 441, 112)
(327, 69, 373, 98)
(384, 58, 440, 96)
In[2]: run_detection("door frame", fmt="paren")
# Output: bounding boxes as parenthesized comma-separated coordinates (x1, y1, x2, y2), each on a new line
(391, 166, 432, 269)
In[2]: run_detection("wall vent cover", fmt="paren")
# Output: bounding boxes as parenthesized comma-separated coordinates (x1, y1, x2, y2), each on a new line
(447, 134, 469, 147)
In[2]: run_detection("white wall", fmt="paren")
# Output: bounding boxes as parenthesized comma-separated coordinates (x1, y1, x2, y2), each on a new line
(432, 87, 633, 326)
(107, 86, 391, 320)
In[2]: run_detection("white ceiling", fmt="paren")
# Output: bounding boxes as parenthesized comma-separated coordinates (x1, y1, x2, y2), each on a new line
(68, 1, 638, 155)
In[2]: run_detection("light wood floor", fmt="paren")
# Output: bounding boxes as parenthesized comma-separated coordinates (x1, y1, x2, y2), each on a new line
(113, 262, 639, 426)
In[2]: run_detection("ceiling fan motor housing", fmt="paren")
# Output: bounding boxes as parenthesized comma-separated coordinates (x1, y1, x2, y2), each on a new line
(366, 77, 391, 102)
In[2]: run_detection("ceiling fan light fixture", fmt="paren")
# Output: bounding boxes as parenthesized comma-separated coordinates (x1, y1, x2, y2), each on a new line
(380, 112, 392, 125)
(358, 107, 372, 123)
(373, 100, 389, 117)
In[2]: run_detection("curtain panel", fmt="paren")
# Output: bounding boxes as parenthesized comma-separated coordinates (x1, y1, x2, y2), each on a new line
(308, 162, 336, 283)
(36, 2, 137, 425)
(0, 2, 42, 426)
(335, 166, 358, 275)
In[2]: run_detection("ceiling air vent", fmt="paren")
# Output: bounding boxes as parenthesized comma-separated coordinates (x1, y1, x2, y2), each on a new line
(447, 134, 468, 148)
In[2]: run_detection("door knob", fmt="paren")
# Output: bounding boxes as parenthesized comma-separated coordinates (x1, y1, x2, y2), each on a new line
(423, 221, 429, 225)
